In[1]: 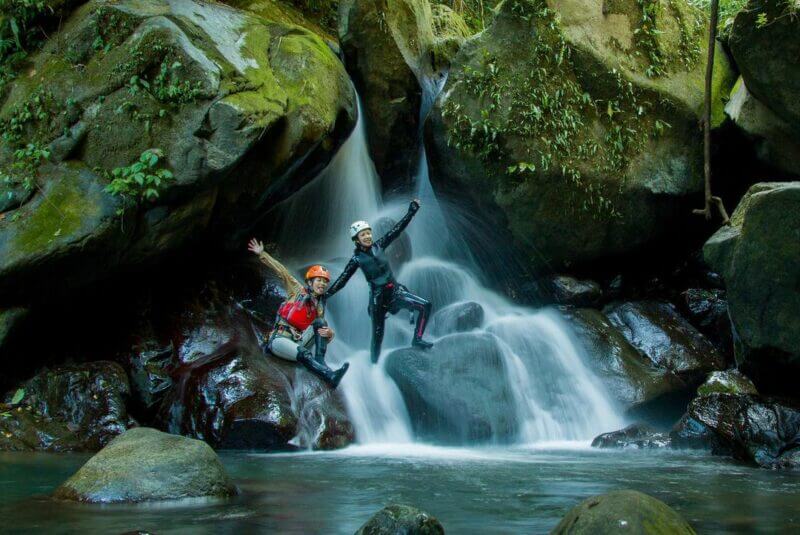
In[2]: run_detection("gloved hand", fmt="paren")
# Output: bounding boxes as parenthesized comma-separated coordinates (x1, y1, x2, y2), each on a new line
(410, 198, 421, 212)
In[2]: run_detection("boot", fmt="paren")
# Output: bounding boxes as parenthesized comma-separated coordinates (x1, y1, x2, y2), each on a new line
(412, 338, 434, 350)
(297, 348, 349, 389)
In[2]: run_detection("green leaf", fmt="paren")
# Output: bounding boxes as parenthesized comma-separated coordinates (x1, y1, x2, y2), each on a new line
(11, 388, 24, 405)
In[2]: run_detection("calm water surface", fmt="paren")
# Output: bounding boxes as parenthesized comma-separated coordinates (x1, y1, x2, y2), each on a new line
(1, 444, 799, 534)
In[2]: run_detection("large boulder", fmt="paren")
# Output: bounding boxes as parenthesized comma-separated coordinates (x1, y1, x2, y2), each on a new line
(670, 393, 800, 469)
(0, 0, 355, 299)
(156, 309, 354, 451)
(339, 0, 438, 189)
(565, 308, 699, 421)
(696, 369, 757, 397)
(429, 300, 484, 335)
(54, 427, 236, 502)
(679, 287, 732, 357)
(729, 0, 800, 132)
(384, 332, 518, 443)
(703, 182, 800, 392)
(427, 0, 736, 270)
(551, 490, 696, 534)
(11, 361, 132, 449)
(0, 405, 85, 452)
(355, 504, 444, 535)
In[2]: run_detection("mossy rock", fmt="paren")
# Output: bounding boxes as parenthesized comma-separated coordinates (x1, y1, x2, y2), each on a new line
(355, 504, 445, 535)
(703, 182, 800, 390)
(427, 0, 736, 270)
(54, 427, 236, 503)
(0, 0, 355, 297)
(0, 406, 86, 452)
(551, 489, 696, 534)
(696, 369, 757, 396)
(429, 4, 472, 70)
(339, 0, 438, 189)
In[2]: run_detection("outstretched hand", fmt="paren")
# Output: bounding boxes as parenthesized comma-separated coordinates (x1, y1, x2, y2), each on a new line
(247, 238, 264, 255)
(411, 198, 421, 209)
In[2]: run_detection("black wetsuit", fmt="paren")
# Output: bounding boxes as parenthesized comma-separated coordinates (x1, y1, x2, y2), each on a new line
(327, 201, 432, 363)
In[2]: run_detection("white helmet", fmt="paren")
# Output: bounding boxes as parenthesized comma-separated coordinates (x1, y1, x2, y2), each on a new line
(350, 220, 371, 239)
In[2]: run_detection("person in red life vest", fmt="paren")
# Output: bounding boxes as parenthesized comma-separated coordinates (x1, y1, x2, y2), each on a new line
(247, 238, 349, 388)
(326, 199, 433, 364)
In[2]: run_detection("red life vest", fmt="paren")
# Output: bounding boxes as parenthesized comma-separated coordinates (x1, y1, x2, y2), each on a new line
(277, 293, 318, 332)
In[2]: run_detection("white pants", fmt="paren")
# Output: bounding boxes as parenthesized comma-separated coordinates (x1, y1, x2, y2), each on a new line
(268, 325, 315, 361)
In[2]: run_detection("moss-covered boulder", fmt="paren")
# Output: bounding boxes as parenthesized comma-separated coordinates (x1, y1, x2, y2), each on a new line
(339, 0, 438, 188)
(551, 490, 696, 534)
(427, 0, 736, 270)
(54, 427, 236, 503)
(430, 4, 472, 70)
(0, 0, 355, 298)
(696, 369, 757, 396)
(730, 0, 800, 132)
(355, 504, 445, 535)
(725, 78, 800, 177)
(703, 182, 800, 392)
(0, 405, 86, 452)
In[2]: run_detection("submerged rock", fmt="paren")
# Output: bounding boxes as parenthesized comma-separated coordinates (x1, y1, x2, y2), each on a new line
(384, 332, 517, 443)
(15, 361, 131, 449)
(703, 182, 800, 394)
(671, 393, 800, 469)
(429, 301, 484, 336)
(604, 301, 725, 383)
(591, 423, 671, 450)
(427, 0, 735, 270)
(54, 427, 236, 503)
(551, 490, 696, 534)
(355, 504, 444, 535)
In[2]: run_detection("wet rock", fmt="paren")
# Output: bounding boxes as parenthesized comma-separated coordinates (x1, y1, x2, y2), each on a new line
(605, 301, 725, 383)
(541, 275, 602, 307)
(355, 504, 444, 535)
(0, 406, 85, 452)
(54, 427, 236, 503)
(679, 288, 732, 356)
(11, 361, 132, 450)
(339, 0, 437, 189)
(591, 423, 671, 450)
(384, 332, 517, 443)
(429, 301, 484, 336)
(156, 312, 354, 451)
(696, 370, 757, 397)
(128, 344, 174, 412)
(551, 490, 696, 534)
(564, 308, 689, 420)
(671, 393, 800, 468)
(703, 182, 800, 395)
(429, 4, 471, 71)
(0, 0, 355, 300)
(427, 0, 735, 271)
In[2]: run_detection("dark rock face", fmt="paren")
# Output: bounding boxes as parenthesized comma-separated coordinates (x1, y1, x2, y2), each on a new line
(54, 427, 236, 503)
(591, 423, 671, 450)
(679, 288, 732, 357)
(0, 407, 85, 452)
(429, 301, 484, 336)
(605, 301, 725, 383)
(541, 275, 602, 307)
(551, 490, 696, 534)
(4, 361, 132, 450)
(671, 393, 800, 469)
(384, 332, 517, 443)
(564, 308, 689, 421)
(703, 182, 800, 395)
(355, 504, 444, 535)
(696, 370, 757, 397)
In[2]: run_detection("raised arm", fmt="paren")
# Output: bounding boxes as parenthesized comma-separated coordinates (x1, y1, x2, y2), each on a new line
(248, 238, 303, 296)
(325, 257, 359, 298)
(376, 200, 420, 248)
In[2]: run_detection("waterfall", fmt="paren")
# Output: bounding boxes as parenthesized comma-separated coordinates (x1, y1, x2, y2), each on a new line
(268, 84, 623, 446)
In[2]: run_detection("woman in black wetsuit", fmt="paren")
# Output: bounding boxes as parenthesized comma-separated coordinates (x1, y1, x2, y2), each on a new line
(326, 199, 433, 363)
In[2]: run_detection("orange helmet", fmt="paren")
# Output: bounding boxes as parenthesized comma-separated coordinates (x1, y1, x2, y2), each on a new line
(305, 265, 331, 282)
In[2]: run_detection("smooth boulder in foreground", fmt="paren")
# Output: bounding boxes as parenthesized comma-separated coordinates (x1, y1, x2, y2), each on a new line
(54, 427, 236, 503)
(551, 490, 695, 534)
(355, 504, 444, 535)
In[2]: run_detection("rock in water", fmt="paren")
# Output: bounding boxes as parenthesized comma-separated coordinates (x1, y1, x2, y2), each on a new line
(355, 504, 444, 535)
(429, 301, 484, 336)
(13, 361, 132, 449)
(703, 182, 800, 395)
(551, 490, 696, 534)
(0, 0, 355, 299)
(384, 332, 517, 443)
(592, 423, 671, 450)
(427, 0, 735, 270)
(54, 427, 236, 503)
(670, 393, 800, 469)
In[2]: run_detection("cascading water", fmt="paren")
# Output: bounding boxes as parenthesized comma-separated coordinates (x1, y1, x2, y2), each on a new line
(269, 84, 624, 446)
